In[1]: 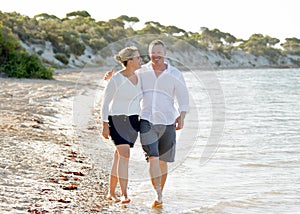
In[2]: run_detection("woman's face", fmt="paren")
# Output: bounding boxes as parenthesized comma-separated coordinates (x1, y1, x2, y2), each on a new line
(130, 51, 142, 69)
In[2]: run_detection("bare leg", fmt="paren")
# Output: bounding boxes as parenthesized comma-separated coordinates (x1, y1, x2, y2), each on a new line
(107, 150, 120, 202)
(159, 160, 168, 192)
(116, 144, 131, 203)
(149, 156, 162, 205)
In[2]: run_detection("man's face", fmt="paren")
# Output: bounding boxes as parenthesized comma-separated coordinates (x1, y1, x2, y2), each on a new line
(149, 44, 166, 64)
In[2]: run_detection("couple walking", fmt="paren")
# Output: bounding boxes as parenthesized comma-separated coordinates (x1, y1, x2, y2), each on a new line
(101, 39, 189, 208)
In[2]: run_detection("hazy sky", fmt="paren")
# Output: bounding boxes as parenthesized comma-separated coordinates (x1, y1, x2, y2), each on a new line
(1, 0, 298, 42)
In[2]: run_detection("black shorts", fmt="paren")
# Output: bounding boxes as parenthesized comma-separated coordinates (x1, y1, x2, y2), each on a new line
(108, 115, 139, 148)
(140, 119, 176, 162)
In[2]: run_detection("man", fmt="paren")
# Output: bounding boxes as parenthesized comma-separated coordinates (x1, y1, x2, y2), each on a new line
(104, 39, 189, 208)
(137, 39, 189, 208)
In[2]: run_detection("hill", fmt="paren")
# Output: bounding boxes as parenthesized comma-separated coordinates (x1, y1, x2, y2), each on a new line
(1, 10, 300, 73)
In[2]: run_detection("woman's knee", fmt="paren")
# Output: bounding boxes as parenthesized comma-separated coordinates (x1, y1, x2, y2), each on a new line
(117, 144, 130, 159)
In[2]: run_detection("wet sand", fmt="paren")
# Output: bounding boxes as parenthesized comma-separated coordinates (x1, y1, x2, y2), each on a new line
(0, 70, 115, 213)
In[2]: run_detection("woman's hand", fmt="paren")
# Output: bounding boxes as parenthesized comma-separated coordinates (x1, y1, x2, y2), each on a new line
(102, 122, 110, 139)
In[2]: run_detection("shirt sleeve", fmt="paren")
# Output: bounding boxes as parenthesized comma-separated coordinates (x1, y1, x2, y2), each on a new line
(101, 77, 117, 122)
(175, 72, 189, 113)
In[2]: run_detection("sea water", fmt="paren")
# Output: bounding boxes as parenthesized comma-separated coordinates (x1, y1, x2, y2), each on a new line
(99, 68, 300, 213)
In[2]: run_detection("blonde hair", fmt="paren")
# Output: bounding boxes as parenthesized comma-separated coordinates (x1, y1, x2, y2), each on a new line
(115, 46, 138, 64)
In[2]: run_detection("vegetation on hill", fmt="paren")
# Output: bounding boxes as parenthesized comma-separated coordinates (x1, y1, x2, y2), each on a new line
(0, 20, 54, 79)
(0, 10, 300, 78)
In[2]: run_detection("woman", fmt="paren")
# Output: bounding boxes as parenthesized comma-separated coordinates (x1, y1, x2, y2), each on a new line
(101, 46, 142, 204)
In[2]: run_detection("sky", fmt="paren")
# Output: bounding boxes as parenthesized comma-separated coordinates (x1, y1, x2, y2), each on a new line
(1, 0, 299, 42)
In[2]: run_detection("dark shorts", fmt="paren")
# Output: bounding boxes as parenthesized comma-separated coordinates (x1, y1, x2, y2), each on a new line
(140, 119, 176, 162)
(108, 115, 139, 148)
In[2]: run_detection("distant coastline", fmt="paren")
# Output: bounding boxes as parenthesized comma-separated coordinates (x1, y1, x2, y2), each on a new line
(20, 40, 300, 72)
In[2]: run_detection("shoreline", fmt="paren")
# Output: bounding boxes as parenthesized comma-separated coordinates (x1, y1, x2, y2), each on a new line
(0, 71, 114, 213)
(2, 67, 298, 213)
(178, 64, 300, 72)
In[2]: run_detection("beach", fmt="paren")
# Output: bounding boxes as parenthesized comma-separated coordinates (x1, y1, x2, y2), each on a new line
(1, 68, 299, 214)
(0, 70, 114, 213)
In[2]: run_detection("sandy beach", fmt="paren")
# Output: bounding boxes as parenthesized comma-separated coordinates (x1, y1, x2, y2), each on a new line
(0, 70, 116, 213)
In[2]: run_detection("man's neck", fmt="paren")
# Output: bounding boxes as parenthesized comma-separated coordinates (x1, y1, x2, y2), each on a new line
(152, 62, 167, 72)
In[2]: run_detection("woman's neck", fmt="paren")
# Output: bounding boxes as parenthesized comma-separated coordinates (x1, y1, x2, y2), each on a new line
(121, 68, 135, 76)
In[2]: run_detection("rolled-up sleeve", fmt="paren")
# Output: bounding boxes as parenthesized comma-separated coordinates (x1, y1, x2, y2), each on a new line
(101, 78, 116, 122)
(175, 73, 189, 113)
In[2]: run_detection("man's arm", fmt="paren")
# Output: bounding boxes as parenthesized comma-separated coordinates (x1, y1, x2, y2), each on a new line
(104, 69, 115, 80)
(175, 111, 186, 130)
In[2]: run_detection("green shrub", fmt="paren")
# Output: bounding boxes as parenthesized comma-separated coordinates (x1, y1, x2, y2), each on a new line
(1, 21, 53, 79)
(1, 51, 54, 79)
(54, 52, 69, 64)
(69, 41, 85, 55)
(37, 50, 43, 55)
(88, 37, 108, 51)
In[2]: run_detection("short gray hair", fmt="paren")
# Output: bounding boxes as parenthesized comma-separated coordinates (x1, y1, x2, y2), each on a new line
(148, 39, 166, 52)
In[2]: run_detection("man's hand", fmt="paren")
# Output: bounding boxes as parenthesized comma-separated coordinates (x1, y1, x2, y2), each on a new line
(175, 112, 186, 130)
(104, 69, 115, 80)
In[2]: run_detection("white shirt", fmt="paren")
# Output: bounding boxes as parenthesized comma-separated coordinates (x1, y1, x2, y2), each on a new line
(137, 61, 189, 125)
(101, 72, 142, 122)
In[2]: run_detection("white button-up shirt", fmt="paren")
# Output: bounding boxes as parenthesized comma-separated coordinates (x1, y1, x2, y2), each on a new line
(137, 61, 189, 125)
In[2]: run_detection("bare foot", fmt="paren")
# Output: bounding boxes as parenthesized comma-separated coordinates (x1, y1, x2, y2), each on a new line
(105, 194, 120, 203)
(152, 200, 163, 208)
(121, 196, 131, 204)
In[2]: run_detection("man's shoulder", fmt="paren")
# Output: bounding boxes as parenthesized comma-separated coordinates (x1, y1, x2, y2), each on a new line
(168, 64, 183, 76)
(138, 62, 152, 73)
(142, 61, 152, 68)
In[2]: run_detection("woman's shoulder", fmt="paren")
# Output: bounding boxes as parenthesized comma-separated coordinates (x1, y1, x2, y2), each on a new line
(111, 71, 123, 80)
(105, 72, 123, 87)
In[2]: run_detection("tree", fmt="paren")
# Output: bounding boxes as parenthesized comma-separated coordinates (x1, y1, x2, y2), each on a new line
(137, 21, 163, 35)
(265, 35, 280, 47)
(106, 18, 125, 28)
(34, 13, 59, 20)
(281, 37, 300, 55)
(163, 25, 186, 36)
(138, 24, 161, 35)
(117, 15, 139, 28)
(66, 10, 91, 18)
(238, 34, 282, 63)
